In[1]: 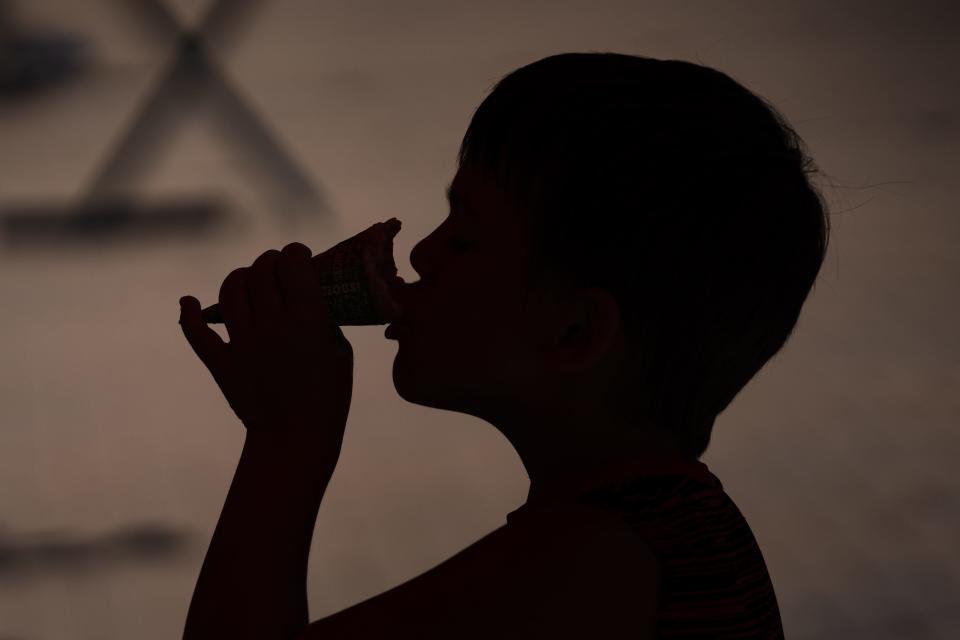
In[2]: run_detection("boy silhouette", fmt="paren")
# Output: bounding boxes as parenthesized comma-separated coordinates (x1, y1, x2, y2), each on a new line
(180, 52, 828, 638)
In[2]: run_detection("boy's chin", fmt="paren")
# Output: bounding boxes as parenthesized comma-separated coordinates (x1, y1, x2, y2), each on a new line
(390, 369, 484, 416)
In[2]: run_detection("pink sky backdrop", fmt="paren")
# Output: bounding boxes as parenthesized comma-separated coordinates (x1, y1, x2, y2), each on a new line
(1, 1, 957, 638)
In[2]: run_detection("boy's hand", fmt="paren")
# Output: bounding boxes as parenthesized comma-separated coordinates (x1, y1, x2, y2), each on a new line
(178, 242, 353, 454)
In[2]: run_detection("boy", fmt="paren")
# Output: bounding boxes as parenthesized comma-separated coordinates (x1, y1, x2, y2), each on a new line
(180, 52, 828, 638)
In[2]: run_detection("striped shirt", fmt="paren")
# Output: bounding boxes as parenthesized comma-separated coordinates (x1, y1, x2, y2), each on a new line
(506, 456, 784, 638)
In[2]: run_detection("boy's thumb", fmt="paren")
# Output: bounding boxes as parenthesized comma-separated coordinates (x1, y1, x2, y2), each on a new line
(179, 295, 226, 366)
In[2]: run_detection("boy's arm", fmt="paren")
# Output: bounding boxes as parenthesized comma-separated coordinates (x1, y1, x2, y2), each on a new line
(183, 429, 339, 640)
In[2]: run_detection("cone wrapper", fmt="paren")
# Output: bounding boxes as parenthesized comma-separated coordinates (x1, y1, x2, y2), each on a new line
(200, 218, 405, 326)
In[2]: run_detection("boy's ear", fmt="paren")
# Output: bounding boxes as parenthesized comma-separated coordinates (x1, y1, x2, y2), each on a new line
(547, 288, 624, 374)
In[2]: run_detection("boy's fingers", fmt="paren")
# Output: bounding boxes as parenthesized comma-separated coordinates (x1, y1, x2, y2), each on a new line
(179, 295, 227, 369)
(248, 250, 284, 330)
(219, 268, 253, 342)
(278, 242, 324, 311)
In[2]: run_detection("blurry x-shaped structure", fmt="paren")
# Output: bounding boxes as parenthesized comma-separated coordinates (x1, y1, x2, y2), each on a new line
(1, 0, 331, 247)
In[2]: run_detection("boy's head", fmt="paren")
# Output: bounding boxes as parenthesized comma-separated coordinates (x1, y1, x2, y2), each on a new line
(394, 52, 830, 461)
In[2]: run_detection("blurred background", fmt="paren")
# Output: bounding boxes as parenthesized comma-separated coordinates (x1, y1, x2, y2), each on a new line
(0, 0, 957, 637)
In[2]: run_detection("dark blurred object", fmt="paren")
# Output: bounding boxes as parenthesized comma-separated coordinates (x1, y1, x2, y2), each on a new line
(0, 520, 198, 581)
(0, 0, 88, 98)
(0, 196, 229, 248)
(86, 0, 329, 221)
(0, 0, 333, 250)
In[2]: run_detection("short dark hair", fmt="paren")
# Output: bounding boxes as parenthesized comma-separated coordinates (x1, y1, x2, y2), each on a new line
(456, 52, 831, 459)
